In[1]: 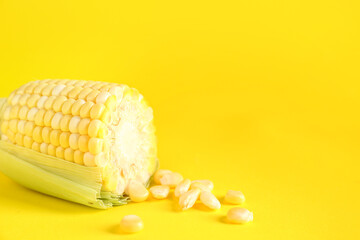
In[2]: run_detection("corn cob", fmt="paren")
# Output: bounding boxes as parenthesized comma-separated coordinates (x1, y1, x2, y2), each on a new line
(0, 80, 158, 209)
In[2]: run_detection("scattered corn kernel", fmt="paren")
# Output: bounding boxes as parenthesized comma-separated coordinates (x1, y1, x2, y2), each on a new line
(160, 172, 183, 188)
(226, 207, 253, 224)
(153, 169, 172, 184)
(178, 188, 200, 210)
(200, 191, 221, 210)
(190, 180, 214, 192)
(225, 190, 245, 204)
(128, 180, 149, 202)
(149, 185, 170, 199)
(174, 179, 191, 197)
(120, 215, 144, 233)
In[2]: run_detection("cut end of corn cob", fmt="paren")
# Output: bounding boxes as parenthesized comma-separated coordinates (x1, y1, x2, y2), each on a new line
(0, 80, 158, 202)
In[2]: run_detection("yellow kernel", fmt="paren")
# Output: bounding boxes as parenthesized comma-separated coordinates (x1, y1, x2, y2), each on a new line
(3, 106, 11, 120)
(17, 120, 26, 134)
(199, 191, 221, 210)
(41, 84, 56, 96)
(15, 133, 24, 146)
(96, 92, 111, 104)
(24, 121, 35, 137)
(160, 172, 183, 188)
(226, 208, 253, 224)
(71, 99, 86, 115)
(69, 116, 81, 133)
(73, 80, 87, 87)
(9, 119, 18, 133)
(40, 143, 48, 154)
(88, 138, 103, 154)
(24, 83, 37, 94)
(60, 85, 74, 96)
(128, 180, 149, 202)
(10, 105, 20, 119)
(83, 152, 97, 166)
(60, 115, 72, 132)
(18, 94, 30, 106)
(50, 129, 61, 146)
(44, 96, 56, 110)
(90, 103, 105, 119)
(179, 189, 201, 211)
(83, 81, 97, 88)
(225, 190, 245, 205)
(100, 109, 111, 124)
(18, 106, 29, 120)
(51, 85, 66, 96)
(31, 142, 40, 152)
(78, 88, 93, 99)
(64, 148, 74, 162)
(86, 89, 100, 102)
(36, 96, 48, 109)
(32, 126, 43, 143)
(78, 118, 91, 135)
(104, 95, 117, 111)
(69, 133, 80, 150)
(88, 119, 104, 138)
(120, 215, 144, 233)
(53, 96, 67, 112)
(42, 127, 52, 144)
(23, 136, 34, 148)
(74, 150, 84, 165)
(68, 86, 83, 99)
(33, 83, 47, 95)
(34, 109, 46, 126)
(48, 144, 56, 156)
(149, 185, 170, 199)
(44, 110, 55, 127)
(56, 146, 65, 159)
(26, 108, 39, 121)
(61, 98, 76, 114)
(27, 94, 41, 108)
(6, 129, 16, 143)
(191, 180, 214, 192)
(59, 132, 70, 148)
(1, 121, 9, 133)
(174, 179, 191, 197)
(78, 135, 89, 152)
(109, 86, 123, 100)
(10, 94, 21, 105)
(51, 112, 63, 130)
(79, 101, 94, 118)
(154, 169, 172, 184)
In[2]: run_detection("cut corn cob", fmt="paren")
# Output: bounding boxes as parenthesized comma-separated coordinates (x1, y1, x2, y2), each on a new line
(0, 80, 158, 209)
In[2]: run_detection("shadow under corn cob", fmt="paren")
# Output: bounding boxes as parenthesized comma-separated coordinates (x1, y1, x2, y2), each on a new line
(0, 80, 158, 209)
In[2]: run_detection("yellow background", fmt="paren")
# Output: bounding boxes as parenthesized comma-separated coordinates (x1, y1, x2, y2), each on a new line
(0, 0, 359, 239)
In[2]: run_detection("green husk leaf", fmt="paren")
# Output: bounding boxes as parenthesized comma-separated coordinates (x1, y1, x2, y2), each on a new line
(0, 140, 128, 209)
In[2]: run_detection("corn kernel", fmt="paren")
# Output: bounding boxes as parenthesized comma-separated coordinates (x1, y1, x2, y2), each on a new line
(79, 101, 94, 118)
(9, 119, 18, 133)
(78, 135, 89, 152)
(74, 150, 84, 165)
(24, 121, 35, 137)
(31, 142, 40, 152)
(199, 191, 221, 210)
(69, 133, 80, 150)
(191, 180, 214, 192)
(128, 180, 149, 202)
(56, 146, 65, 159)
(60, 115, 72, 132)
(149, 185, 170, 199)
(48, 144, 56, 156)
(32, 126, 43, 143)
(34, 109, 46, 126)
(71, 99, 86, 116)
(174, 179, 191, 197)
(120, 215, 144, 233)
(18, 94, 30, 106)
(179, 188, 200, 211)
(53, 96, 67, 112)
(69, 116, 81, 133)
(153, 169, 172, 184)
(27, 94, 41, 108)
(40, 142, 48, 154)
(90, 103, 105, 119)
(51, 112, 63, 130)
(64, 148, 74, 162)
(88, 137, 103, 154)
(225, 190, 245, 205)
(160, 172, 183, 188)
(15, 133, 24, 146)
(51, 85, 66, 96)
(18, 106, 29, 120)
(59, 132, 70, 148)
(44, 96, 56, 110)
(44, 110, 55, 127)
(83, 152, 97, 166)
(50, 129, 61, 146)
(226, 207, 253, 224)
(78, 118, 91, 135)
(23, 136, 33, 148)
(17, 120, 26, 134)
(10, 105, 20, 119)
(61, 98, 76, 114)
(26, 107, 39, 121)
(86, 89, 100, 102)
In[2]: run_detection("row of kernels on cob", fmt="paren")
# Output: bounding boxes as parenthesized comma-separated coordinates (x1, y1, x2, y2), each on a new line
(0, 80, 122, 167)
